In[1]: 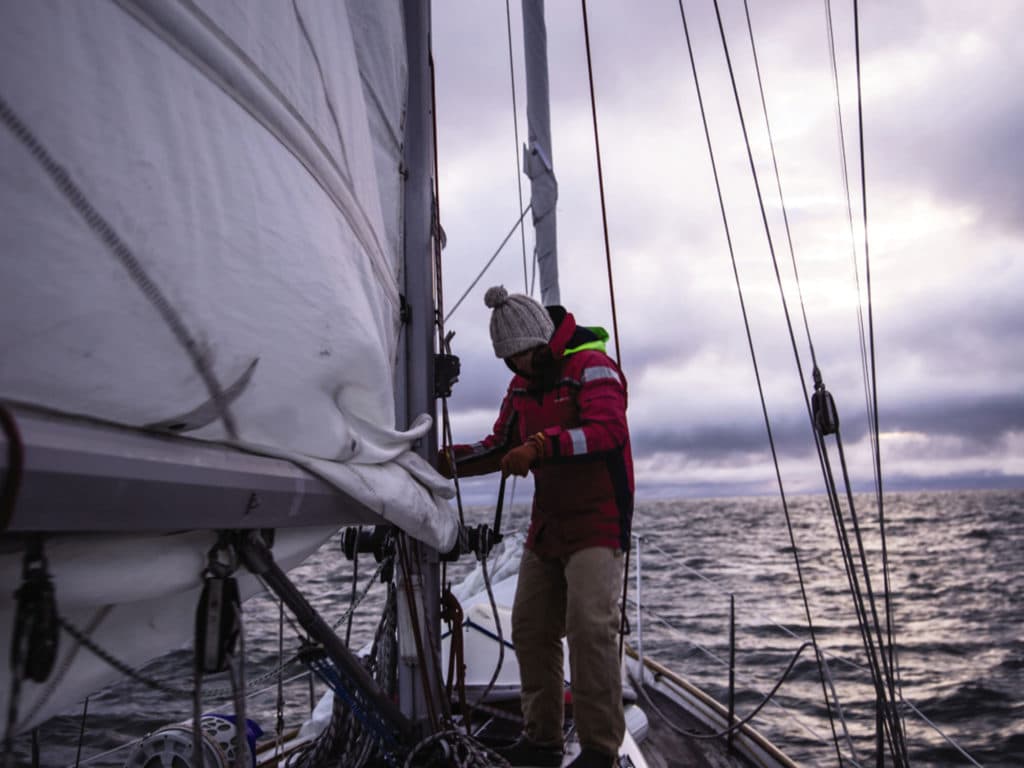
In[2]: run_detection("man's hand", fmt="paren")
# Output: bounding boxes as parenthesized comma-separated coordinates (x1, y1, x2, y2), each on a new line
(500, 433, 545, 477)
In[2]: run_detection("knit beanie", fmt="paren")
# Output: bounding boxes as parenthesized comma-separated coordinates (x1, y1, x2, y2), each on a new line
(484, 285, 555, 359)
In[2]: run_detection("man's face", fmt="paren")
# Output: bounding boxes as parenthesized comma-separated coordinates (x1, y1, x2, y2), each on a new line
(506, 346, 540, 376)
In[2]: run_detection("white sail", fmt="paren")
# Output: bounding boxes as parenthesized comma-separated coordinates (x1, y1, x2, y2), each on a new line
(0, 0, 457, 736)
(0, 1, 456, 549)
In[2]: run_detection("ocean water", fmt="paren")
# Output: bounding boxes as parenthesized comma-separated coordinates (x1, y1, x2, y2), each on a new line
(9, 489, 1023, 767)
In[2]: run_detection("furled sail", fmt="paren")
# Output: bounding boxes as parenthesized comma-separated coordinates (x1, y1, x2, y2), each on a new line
(0, 1, 456, 549)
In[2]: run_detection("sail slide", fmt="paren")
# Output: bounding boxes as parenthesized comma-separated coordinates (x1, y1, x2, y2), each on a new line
(0, 2, 456, 549)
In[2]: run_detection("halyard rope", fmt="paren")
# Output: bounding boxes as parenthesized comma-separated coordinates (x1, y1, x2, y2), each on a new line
(504, 0, 531, 294)
(579, 0, 622, 369)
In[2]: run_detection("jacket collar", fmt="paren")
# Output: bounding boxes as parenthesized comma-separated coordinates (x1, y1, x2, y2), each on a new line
(546, 306, 576, 358)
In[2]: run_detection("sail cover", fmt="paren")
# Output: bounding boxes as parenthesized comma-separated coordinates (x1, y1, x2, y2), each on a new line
(0, 1, 457, 550)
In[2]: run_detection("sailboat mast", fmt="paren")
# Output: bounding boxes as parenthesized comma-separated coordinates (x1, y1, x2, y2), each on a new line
(522, 0, 560, 306)
(397, 0, 444, 725)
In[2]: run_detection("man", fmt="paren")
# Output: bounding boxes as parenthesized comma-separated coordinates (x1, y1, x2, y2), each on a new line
(441, 285, 634, 768)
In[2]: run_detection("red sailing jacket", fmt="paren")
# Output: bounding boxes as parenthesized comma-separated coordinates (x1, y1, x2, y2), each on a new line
(451, 308, 634, 559)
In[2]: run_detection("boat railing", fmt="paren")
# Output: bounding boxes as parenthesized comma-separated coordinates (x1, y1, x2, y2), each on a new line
(628, 532, 985, 768)
(628, 546, 843, 762)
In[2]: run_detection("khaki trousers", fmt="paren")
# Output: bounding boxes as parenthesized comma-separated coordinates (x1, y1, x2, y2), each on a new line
(511, 546, 625, 756)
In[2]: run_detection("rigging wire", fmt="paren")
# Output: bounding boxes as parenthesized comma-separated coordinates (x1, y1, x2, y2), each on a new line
(806, 429, 905, 761)
(330, 556, 391, 634)
(853, 0, 906, 759)
(822, 3, 904, 735)
(429, 30, 509, 763)
(735, 0, 911, 756)
(741, 0, 818, 371)
(276, 600, 287, 759)
(629, 565, 979, 768)
(670, 2, 846, 763)
(730, 12, 867, 667)
(822, 0, 881, 503)
(818, 5, 894, 715)
(429, 42, 470, 546)
(504, 0, 531, 294)
(444, 205, 533, 323)
(714, 0, 907, 760)
(463, 553, 507, 733)
(822, 4, 892, 680)
(823, 0, 876, 458)
(733, 2, 895, 762)
(579, 0, 622, 369)
(430, 48, 446, 341)
(51, 552, 383, 717)
(428, 52, 516, 765)
(899, 699, 985, 768)
(743, 2, 903, 760)
(627, 642, 816, 741)
(577, 0, 633, 652)
(644, 537, 886, 677)
(395, 535, 442, 733)
(718, 0, 909, 758)
(74, 697, 88, 768)
(346, 530, 361, 646)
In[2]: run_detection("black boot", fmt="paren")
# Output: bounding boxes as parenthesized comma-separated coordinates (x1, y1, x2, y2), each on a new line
(493, 735, 564, 767)
(566, 747, 617, 768)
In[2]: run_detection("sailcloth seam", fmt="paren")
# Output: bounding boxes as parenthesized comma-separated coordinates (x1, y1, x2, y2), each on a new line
(291, 0, 354, 181)
(112, 0, 400, 312)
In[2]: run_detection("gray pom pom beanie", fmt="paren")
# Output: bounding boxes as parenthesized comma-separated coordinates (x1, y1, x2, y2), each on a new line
(484, 285, 555, 359)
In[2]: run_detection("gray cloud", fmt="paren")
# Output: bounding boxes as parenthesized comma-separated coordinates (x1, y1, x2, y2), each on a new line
(864, 6, 1024, 233)
(432, 3, 1024, 497)
(635, 415, 808, 462)
(885, 394, 1024, 445)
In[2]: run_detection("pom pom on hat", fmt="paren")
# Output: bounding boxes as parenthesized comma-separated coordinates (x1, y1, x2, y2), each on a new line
(484, 285, 509, 309)
(484, 285, 554, 359)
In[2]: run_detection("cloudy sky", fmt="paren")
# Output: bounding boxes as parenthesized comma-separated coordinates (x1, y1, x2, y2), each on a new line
(428, 1, 1023, 504)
